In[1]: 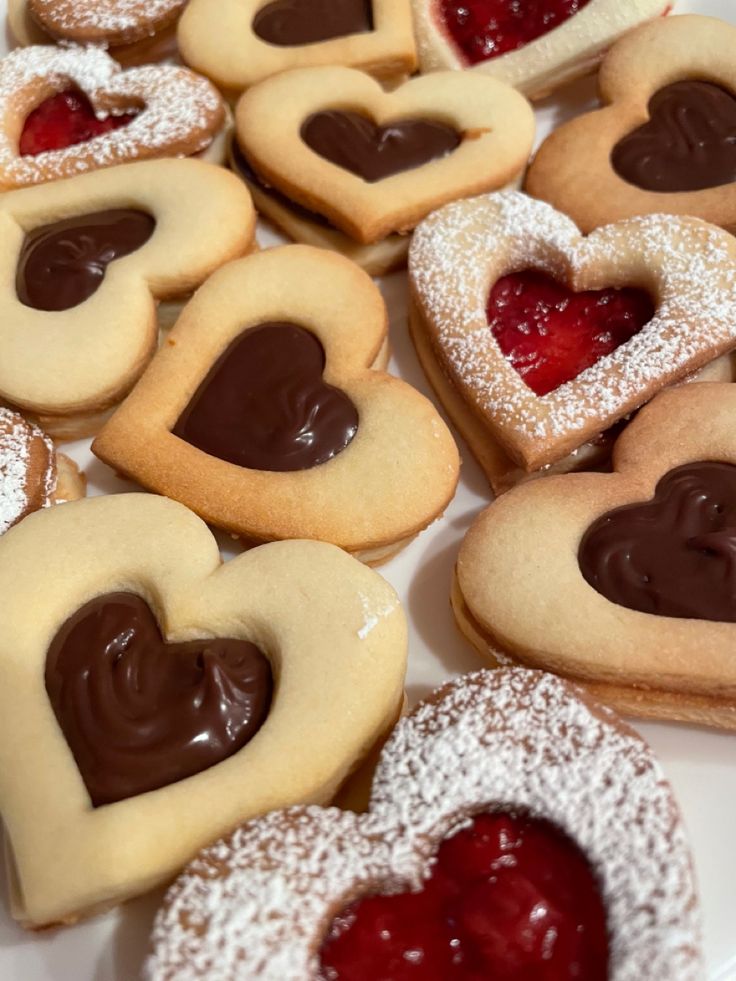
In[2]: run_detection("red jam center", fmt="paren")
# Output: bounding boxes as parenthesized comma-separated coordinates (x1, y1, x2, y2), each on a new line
(438, 0, 594, 65)
(488, 270, 654, 396)
(319, 813, 609, 981)
(19, 90, 138, 156)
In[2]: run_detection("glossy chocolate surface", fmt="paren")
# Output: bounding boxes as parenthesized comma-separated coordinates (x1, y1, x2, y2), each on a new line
(253, 0, 373, 46)
(174, 322, 358, 471)
(301, 111, 461, 183)
(45, 593, 272, 806)
(579, 462, 736, 621)
(611, 80, 736, 193)
(16, 209, 155, 312)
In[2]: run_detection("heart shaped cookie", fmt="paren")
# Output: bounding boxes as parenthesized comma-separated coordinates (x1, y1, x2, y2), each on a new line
(454, 382, 736, 729)
(0, 45, 225, 189)
(411, 0, 668, 99)
(146, 668, 702, 980)
(0, 492, 407, 926)
(526, 15, 736, 233)
(409, 191, 736, 474)
(28, 0, 187, 45)
(178, 0, 416, 96)
(0, 158, 255, 440)
(235, 67, 534, 245)
(93, 245, 459, 563)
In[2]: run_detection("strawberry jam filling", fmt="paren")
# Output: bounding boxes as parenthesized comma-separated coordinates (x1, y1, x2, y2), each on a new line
(438, 0, 594, 65)
(319, 812, 609, 980)
(19, 90, 138, 156)
(488, 270, 654, 396)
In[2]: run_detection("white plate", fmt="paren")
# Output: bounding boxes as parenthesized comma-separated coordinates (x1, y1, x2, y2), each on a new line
(1, 1, 735, 978)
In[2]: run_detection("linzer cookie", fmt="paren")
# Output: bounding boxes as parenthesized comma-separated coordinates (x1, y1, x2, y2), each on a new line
(0, 45, 227, 190)
(526, 15, 736, 232)
(0, 158, 255, 439)
(146, 668, 702, 981)
(0, 492, 407, 927)
(8, 0, 185, 66)
(178, 0, 416, 97)
(234, 67, 534, 255)
(411, 0, 668, 99)
(409, 191, 736, 479)
(455, 382, 736, 730)
(93, 245, 459, 563)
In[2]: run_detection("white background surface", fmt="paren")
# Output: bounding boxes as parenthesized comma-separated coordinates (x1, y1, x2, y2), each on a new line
(1, 0, 736, 977)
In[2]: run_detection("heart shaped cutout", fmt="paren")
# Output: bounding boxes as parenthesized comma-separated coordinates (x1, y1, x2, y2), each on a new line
(19, 88, 140, 156)
(454, 382, 736, 728)
(253, 0, 373, 45)
(147, 669, 702, 979)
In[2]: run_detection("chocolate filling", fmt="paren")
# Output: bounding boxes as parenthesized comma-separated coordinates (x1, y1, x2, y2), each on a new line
(253, 0, 373, 46)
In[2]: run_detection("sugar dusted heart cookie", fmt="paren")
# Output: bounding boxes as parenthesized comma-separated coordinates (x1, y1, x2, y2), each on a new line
(93, 245, 459, 563)
(235, 67, 534, 247)
(411, 0, 669, 99)
(526, 15, 736, 233)
(409, 191, 736, 477)
(146, 668, 702, 981)
(455, 382, 736, 730)
(0, 158, 255, 440)
(0, 492, 406, 927)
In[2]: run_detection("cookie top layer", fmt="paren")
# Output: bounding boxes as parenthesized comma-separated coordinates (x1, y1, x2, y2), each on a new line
(0, 407, 55, 534)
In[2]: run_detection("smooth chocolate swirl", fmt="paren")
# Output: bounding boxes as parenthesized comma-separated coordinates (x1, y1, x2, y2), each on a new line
(173, 322, 358, 471)
(611, 81, 736, 193)
(17, 209, 155, 312)
(579, 462, 736, 621)
(301, 111, 461, 183)
(45, 593, 272, 807)
(253, 0, 373, 46)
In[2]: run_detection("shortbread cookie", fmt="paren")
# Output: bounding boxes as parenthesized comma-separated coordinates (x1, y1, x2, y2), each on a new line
(0, 45, 226, 190)
(526, 15, 736, 232)
(146, 668, 702, 981)
(455, 382, 736, 730)
(236, 67, 534, 247)
(409, 192, 736, 476)
(0, 492, 407, 927)
(412, 0, 669, 99)
(93, 245, 459, 563)
(178, 0, 416, 97)
(0, 158, 255, 439)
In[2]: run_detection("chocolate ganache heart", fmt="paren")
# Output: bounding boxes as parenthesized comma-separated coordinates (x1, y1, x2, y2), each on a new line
(253, 0, 373, 46)
(45, 592, 272, 807)
(579, 461, 736, 621)
(611, 80, 736, 193)
(16, 209, 156, 312)
(173, 322, 359, 471)
(300, 111, 461, 183)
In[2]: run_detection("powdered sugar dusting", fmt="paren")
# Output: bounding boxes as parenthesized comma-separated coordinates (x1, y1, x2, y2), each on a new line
(0, 46, 223, 187)
(409, 191, 736, 455)
(0, 408, 54, 534)
(29, 0, 185, 37)
(145, 669, 702, 981)
(357, 591, 398, 640)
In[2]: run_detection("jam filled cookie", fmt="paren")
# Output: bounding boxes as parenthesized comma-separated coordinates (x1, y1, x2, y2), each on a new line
(411, 0, 668, 99)
(146, 668, 702, 981)
(234, 67, 534, 258)
(409, 191, 736, 481)
(93, 245, 459, 563)
(455, 382, 736, 730)
(0, 45, 227, 190)
(178, 0, 416, 98)
(526, 15, 736, 233)
(0, 492, 407, 927)
(0, 158, 255, 440)
(8, 0, 185, 67)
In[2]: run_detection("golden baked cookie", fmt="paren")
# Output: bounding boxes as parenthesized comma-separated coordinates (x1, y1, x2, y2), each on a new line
(178, 0, 416, 97)
(235, 67, 534, 247)
(146, 668, 702, 981)
(0, 158, 255, 439)
(409, 191, 736, 479)
(0, 492, 407, 927)
(526, 15, 736, 232)
(93, 245, 460, 563)
(455, 382, 736, 730)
